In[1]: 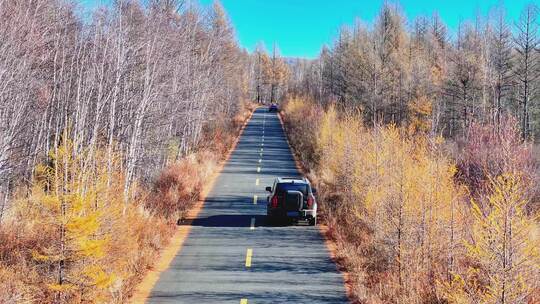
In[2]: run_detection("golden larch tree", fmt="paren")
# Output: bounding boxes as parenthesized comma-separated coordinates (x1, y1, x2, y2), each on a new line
(443, 172, 540, 303)
(29, 137, 115, 302)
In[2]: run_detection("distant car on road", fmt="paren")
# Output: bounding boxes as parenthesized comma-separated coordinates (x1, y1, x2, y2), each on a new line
(268, 103, 278, 112)
(266, 177, 317, 225)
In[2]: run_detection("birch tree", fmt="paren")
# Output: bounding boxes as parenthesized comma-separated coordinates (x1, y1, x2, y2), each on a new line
(514, 4, 539, 139)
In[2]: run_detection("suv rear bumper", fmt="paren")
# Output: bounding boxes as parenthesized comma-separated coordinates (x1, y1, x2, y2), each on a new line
(267, 208, 316, 219)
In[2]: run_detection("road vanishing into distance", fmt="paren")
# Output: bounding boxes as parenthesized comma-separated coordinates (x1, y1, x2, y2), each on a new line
(147, 108, 348, 304)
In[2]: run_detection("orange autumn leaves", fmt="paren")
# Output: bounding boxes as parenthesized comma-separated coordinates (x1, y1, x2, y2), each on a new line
(442, 173, 540, 303)
(283, 97, 540, 303)
(16, 138, 120, 301)
(5, 135, 173, 303)
(0, 105, 254, 303)
(315, 101, 460, 301)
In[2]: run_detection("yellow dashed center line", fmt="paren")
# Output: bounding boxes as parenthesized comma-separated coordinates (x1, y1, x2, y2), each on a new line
(245, 249, 253, 267)
(238, 113, 264, 304)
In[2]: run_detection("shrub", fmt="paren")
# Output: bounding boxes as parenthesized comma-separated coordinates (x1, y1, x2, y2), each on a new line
(455, 117, 537, 196)
(147, 152, 218, 220)
(457, 116, 538, 212)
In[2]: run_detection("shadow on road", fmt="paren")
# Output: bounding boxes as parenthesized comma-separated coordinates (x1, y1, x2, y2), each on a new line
(177, 214, 310, 228)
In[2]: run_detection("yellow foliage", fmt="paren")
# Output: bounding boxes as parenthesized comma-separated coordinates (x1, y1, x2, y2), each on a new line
(284, 97, 465, 302)
(7, 133, 148, 302)
(408, 95, 433, 135)
(18, 136, 117, 300)
(444, 172, 540, 303)
(31, 250, 57, 262)
(47, 283, 77, 292)
(83, 265, 115, 289)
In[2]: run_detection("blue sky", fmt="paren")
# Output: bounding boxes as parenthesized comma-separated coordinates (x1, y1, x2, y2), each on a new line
(81, 0, 536, 58)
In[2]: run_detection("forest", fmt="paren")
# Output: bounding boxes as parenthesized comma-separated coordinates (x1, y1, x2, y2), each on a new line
(283, 2, 540, 303)
(289, 3, 539, 139)
(0, 0, 286, 302)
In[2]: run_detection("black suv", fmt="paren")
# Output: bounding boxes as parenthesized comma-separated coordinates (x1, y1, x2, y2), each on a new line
(266, 177, 317, 225)
(268, 103, 278, 112)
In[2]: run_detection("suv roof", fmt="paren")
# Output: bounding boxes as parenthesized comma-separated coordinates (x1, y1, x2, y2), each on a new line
(276, 177, 310, 184)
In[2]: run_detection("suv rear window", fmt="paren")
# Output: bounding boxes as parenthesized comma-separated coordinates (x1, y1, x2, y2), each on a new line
(275, 183, 308, 196)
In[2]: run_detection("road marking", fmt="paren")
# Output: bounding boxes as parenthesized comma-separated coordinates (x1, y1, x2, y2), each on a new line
(258, 159, 261, 163)
(250, 217, 255, 230)
(259, 152, 263, 157)
(261, 143, 264, 146)
(245, 249, 253, 267)
(257, 167, 261, 173)
(255, 178, 259, 185)
(240, 299, 248, 304)
(253, 195, 258, 205)
(262, 137, 264, 141)
(260, 148, 263, 152)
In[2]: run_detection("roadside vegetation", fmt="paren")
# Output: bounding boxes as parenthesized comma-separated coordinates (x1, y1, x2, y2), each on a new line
(282, 97, 540, 303)
(283, 2, 540, 303)
(0, 0, 269, 302)
(0, 106, 253, 303)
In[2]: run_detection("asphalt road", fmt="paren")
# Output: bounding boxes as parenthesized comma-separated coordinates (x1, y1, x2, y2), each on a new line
(147, 108, 348, 304)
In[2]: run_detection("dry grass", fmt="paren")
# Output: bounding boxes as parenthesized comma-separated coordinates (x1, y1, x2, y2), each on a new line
(147, 153, 216, 220)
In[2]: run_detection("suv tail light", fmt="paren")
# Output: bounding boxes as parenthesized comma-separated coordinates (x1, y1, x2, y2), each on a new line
(271, 195, 278, 208)
(307, 195, 314, 208)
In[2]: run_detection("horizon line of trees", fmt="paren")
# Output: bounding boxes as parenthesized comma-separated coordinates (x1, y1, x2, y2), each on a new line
(288, 2, 539, 139)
